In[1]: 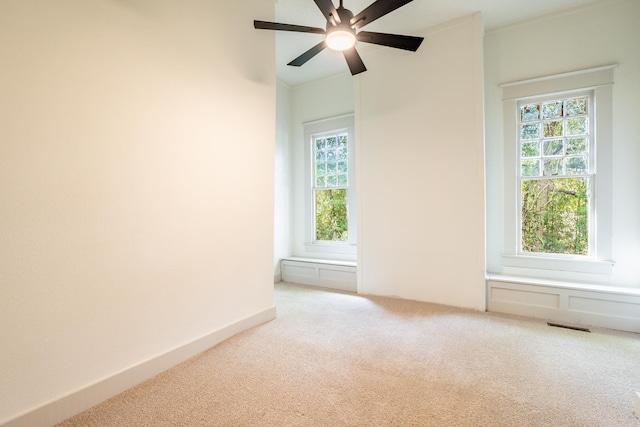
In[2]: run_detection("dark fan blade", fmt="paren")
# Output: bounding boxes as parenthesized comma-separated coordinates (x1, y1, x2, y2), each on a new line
(254, 20, 325, 35)
(313, 0, 341, 24)
(351, 0, 414, 30)
(357, 31, 423, 51)
(343, 47, 367, 75)
(288, 41, 328, 67)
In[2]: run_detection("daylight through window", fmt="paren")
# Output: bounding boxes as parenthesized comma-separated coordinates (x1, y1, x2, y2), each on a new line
(518, 94, 593, 255)
(313, 132, 349, 241)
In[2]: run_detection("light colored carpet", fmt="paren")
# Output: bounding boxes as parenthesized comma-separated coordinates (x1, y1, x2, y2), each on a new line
(58, 282, 640, 426)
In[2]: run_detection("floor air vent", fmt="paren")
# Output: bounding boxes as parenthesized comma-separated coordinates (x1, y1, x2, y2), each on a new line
(547, 322, 591, 333)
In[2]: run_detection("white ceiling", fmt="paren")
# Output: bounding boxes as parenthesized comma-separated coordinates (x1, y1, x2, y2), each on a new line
(267, 0, 603, 86)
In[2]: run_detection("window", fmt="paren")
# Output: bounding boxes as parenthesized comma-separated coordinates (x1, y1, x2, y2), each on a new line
(501, 66, 615, 276)
(313, 131, 349, 241)
(303, 114, 356, 256)
(518, 93, 592, 256)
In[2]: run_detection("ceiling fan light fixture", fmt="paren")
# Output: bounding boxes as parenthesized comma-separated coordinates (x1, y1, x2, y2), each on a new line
(254, 0, 424, 75)
(325, 28, 356, 51)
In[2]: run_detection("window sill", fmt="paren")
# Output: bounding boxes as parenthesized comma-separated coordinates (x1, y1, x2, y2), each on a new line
(486, 274, 639, 296)
(503, 254, 614, 276)
(304, 242, 357, 258)
(282, 256, 357, 268)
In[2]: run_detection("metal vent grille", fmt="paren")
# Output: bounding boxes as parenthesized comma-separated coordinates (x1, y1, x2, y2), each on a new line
(547, 322, 591, 333)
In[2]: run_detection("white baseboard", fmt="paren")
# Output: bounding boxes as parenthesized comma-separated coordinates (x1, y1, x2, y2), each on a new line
(487, 275, 640, 333)
(281, 257, 357, 292)
(1, 307, 277, 427)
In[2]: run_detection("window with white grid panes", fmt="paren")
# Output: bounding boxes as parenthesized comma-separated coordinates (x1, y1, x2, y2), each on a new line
(313, 132, 349, 241)
(518, 93, 593, 256)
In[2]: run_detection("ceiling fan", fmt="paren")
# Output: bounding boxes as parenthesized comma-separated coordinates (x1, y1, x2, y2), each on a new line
(254, 0, 424, 76)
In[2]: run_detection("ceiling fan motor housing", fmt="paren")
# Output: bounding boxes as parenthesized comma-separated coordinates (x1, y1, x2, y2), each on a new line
(327, 7, 355, 34)
(324, 6, 357, 51)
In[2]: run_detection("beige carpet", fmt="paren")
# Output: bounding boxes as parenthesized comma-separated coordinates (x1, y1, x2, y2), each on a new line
(58, 282, 640, 426)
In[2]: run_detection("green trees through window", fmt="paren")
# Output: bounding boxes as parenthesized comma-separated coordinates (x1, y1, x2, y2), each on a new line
(315, 189, 348, 241)
(314, 132, 349, 242)
(518, 95, 591, 256)
(522, 178, 588, 254)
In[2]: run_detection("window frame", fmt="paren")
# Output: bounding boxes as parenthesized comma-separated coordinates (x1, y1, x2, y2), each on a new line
(312, 130, 349, 242)
(516, 90, 595, 258)
(501, 66, 615, 277)
(303, 114, 356, 257)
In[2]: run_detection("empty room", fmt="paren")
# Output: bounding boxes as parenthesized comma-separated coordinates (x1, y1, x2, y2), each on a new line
(1, 0, 639, 426)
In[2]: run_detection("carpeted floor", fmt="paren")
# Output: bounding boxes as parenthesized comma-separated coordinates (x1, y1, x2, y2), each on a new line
(58, 282, 640, 426)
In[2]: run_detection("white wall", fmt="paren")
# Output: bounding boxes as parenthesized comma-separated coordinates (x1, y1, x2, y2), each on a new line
(289, 74, 355, 260)
(357, 14, 486, 310)
(274, 79, 292, 280)
(484, 0, 640, 288)
(0, 0, 275, 423)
